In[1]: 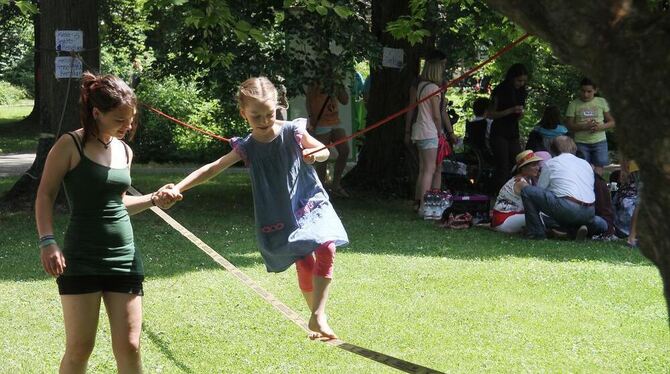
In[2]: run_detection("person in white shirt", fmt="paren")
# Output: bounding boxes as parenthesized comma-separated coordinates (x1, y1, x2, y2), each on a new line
(519, 136, 600, 240)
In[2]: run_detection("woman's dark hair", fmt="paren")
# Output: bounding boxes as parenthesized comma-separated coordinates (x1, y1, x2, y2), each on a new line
(539, 105, 561, 130)
(80, 71, 138, 144)
(504, 63, 528, 82)
(472, 97, 490, 117)
(580, 77, 596, 88)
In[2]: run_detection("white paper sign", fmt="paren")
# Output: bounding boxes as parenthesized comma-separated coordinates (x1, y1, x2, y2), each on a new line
(55, 56, 82, 79)
(382, 47, 404, 69)
(55, 30, 83, 52)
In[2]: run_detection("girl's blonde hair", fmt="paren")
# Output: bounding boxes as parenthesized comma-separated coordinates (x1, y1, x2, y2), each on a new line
(237, 77, 278, 109)
(419, 59, 446, 85)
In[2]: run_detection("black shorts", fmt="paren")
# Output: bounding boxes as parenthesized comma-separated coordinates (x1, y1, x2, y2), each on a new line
(57, 274, 144, 296)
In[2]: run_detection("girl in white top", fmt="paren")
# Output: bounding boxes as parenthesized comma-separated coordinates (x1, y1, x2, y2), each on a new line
(404, 58, 456, 216)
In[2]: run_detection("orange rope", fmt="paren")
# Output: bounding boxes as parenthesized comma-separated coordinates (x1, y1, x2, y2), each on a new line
(141, 33, 531, 154)
(306, 33, 531, 156)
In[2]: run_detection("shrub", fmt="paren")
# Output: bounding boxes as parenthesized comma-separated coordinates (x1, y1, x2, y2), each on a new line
(0, 81, 28, 105)
(132, 75, 247, 163)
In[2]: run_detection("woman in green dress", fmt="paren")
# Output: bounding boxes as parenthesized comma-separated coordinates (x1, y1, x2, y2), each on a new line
(35, 72, 180, 373)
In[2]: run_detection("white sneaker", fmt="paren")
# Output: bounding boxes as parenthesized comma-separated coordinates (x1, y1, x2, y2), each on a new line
(423, 206, 435, 220)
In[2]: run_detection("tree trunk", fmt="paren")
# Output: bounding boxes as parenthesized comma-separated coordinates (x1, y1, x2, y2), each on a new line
(483, 0, 670, 322)
(0, 0, 99, 211)
(343, 0, 422, 197)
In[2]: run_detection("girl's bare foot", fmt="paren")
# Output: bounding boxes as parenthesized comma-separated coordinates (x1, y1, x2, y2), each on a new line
(308, 313, 337, 340)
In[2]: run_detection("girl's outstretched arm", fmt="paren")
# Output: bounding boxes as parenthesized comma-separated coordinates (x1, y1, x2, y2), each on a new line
(301, 131, 330, 164)
(174, 150, 242, 194)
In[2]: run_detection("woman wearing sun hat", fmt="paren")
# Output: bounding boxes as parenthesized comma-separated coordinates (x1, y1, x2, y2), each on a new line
(490, 150, 543, 233)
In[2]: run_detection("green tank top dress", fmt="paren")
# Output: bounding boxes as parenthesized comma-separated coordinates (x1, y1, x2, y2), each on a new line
(61, 132, 143, 276)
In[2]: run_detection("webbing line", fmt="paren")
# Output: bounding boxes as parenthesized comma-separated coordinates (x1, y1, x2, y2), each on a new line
(128, 186, 444, 373)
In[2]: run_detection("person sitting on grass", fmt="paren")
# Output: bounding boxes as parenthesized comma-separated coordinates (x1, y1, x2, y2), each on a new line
(525, 105, 568, 153)
(519, 136, 605, 240)
(490, 150, 542, 234)
(613, 158, 641, 246)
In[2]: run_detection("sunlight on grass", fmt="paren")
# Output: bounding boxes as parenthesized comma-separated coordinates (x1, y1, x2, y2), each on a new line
(1, 172, 668, 372)
(0, 100, 37, 153)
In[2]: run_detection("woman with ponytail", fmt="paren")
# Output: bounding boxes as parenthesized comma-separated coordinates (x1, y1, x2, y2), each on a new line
(35, 72, 181, 373)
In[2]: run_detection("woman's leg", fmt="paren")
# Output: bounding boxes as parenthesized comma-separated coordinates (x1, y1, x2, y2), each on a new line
(313, 132, 331, 185)
(431, 153, 443, 190)
(330, 128, 350, 192)
(493, 214, 526, 233)
(308, 241, 337, 339)
(60, 293, 102, 374)
(415, 147, 438, 210)
(491, 136, 511, 192)
(103, 293, 143, 374)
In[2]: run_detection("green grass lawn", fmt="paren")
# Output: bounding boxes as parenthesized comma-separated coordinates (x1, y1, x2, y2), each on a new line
(0, 100, 38, 153)
(1, 172, 668, 373)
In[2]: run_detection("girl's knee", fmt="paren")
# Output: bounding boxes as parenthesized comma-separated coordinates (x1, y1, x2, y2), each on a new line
(296, 256, 315, 292)
(314, 242, 336, 278)
(113, 338, 141, 361)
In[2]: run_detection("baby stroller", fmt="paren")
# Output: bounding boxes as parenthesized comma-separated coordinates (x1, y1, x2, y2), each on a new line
(442, 143, 496, 195)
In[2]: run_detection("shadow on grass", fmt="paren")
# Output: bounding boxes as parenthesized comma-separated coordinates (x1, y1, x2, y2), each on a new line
(0, 172, 654, 282)
(143, 322, 194, 373)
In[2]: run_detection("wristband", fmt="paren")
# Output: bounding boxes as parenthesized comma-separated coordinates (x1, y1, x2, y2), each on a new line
(150, 193, 157, 206)
(39, 238, 57, 249)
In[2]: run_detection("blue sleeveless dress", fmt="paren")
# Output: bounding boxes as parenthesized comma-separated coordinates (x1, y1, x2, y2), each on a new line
(231, 119, 349, 273)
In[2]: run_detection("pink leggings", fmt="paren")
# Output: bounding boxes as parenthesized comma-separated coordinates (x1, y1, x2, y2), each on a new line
(295, 241, 336, 292)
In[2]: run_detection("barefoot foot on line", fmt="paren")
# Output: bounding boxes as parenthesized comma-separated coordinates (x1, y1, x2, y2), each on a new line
(308, 313, 338, 340)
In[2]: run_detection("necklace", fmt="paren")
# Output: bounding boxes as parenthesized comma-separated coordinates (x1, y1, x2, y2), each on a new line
(95, 136, 113, 149)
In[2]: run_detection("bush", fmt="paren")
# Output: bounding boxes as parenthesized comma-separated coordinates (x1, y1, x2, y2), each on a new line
(132, 75, 247, 163)
(0, 81, 28, 105)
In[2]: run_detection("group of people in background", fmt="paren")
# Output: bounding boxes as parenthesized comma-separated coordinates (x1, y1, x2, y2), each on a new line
(455, 64, 639, 244)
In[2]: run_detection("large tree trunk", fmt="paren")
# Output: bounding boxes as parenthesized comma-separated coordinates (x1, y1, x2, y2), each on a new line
(1, 0, 99, 211)
(343, 0, 423, 197)
(483, 0, 670, 322)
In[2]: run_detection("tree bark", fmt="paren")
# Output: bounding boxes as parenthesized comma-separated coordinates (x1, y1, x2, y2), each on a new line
(1, 0, 99, 211)
(483, 0, 670, 322)
(343, 0, 423, 197)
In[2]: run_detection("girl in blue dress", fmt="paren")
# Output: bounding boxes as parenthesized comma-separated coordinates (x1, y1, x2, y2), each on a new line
(169, 77, 349, 339)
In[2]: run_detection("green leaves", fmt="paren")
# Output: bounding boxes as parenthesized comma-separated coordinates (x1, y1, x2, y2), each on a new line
(3, 0, 38, 15)
(386, 16, 431, 46)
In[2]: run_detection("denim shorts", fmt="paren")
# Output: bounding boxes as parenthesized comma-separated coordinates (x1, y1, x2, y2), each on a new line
(414, 137, 439, 150)
(577, 140, 609, 166)
(57, 274, 144, 295)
